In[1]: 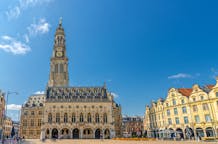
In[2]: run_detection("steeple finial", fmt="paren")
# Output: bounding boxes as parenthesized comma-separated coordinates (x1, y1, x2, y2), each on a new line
(59, 17, 62, 27)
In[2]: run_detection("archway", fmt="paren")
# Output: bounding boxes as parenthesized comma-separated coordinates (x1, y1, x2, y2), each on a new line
(83, 128, 93, 139)
(196, 128, 204, 137)
(185, 127, 194, 139)
(104, 129, 110, 139)
(169, 128, 174, 138)
(45, 129, 50, 139)
(52, 128, 58, 139)
(61, 128, 69, 139)
(95, 129, 101, 139)
(73, 128, 79, 139)
(176, 128, 184, 139)
(206, 127, 214, 137)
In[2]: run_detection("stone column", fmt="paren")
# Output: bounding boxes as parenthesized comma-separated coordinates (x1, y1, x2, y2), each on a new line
(93, 128, 96, 139)
(102, 129, 105, 139)
(50, 128, 52, 139)
(58, 129, 61, 139)
(203, 129, 207, 137)
(70, 129, 72, 139)
(80, 129, 83, 139)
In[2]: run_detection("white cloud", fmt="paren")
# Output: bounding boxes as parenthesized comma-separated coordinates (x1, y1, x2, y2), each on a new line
(0, 35, 30, 55)
(168, 73, 192, 79)
(34, 91, 45, 94)
(7, 111, 20, 121)
(27, 18, 50, 36)
(7, 104, 21, 110)
(111, 92, 119, 98)
(6, 6, 21, 19)
(6, 0, 53, 19)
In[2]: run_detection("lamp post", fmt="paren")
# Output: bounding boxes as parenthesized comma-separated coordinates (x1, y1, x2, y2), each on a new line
(2, 91, 18, 142)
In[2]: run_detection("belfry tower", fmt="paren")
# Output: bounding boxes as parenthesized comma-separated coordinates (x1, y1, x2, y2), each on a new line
(48, 18, 69, 87)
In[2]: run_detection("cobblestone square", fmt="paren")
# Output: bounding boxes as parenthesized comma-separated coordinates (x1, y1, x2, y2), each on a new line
(20, 139, 218, 144)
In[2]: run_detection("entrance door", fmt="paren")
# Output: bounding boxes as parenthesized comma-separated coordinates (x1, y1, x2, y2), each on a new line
(52, 128, 58, 139)
(95, 129, 101, 139)
(73, 129, 79, 139)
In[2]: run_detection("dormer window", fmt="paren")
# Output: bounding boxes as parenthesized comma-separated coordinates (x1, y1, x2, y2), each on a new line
(193, 98, 196, 102)
(181, 99, 185, 104)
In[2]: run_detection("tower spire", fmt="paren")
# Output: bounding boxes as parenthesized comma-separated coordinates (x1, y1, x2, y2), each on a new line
(48, 18, 69, 87)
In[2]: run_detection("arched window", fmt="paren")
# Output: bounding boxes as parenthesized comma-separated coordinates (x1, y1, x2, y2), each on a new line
(87, 113, 91, 123)
(48, 113, 52, 123)
(64, 113, 68, 123)
(95, 113, 100, 123)
(103, 113, 107, 123)
(56, 113, 60, 123)
(72, 113, 76, 123)
(80, 113, 83, 122)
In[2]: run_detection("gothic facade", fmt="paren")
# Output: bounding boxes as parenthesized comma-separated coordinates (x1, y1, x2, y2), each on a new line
(20, 19, 122, 139)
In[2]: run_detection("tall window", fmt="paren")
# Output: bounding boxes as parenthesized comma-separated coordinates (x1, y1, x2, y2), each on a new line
(95, 113, 100, 123)
(182, 106, 187, 113)
(216, 92, 218, 97)
(184, 116, 189, 124)
(205, 114, 211, 122)
(38, 119, 41, 126)
(72, 113, 76, 123)
(80, 113, 84, 122)
(167, 109, 170, 116)
(55, 64, 58, 73)
(23, 120, 27, 126)
(175, 117, 180, 124)
(64, 113, 68, 123)
(174, 108, 178, 115)
(181, 99, 185, 104)
(103, 113, 107, 123)
(56, 113, 60, 123)
(193, 105, 198, 112)
(172, 99, 176, 105)
(195, 115, 200, 123)
(48, 113, 52, 123)
(87, 113, 92, 123)
(202, 103, 209, 111)
(60, 64, 64, 73)
(31, 111, 34, 115)
(168, 118, 172, 125)
(30, 119, 34, 126)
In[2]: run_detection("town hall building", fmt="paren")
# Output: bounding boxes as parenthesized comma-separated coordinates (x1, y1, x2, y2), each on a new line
(19, 19, 122, 139)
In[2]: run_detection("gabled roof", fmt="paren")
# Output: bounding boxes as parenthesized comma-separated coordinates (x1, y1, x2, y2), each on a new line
(205, 85, 214, 90)
(178, 88, 193, 97)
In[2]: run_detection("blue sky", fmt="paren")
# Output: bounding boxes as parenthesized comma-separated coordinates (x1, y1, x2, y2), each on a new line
(1, 0, 218, 121)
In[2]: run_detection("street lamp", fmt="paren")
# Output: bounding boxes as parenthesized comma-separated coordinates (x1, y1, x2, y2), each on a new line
(5, 91, 18, 117)
(1, 91, 18, 142)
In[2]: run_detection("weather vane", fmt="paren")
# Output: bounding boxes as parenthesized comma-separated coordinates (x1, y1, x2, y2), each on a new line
(59, 17, 62, 26)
